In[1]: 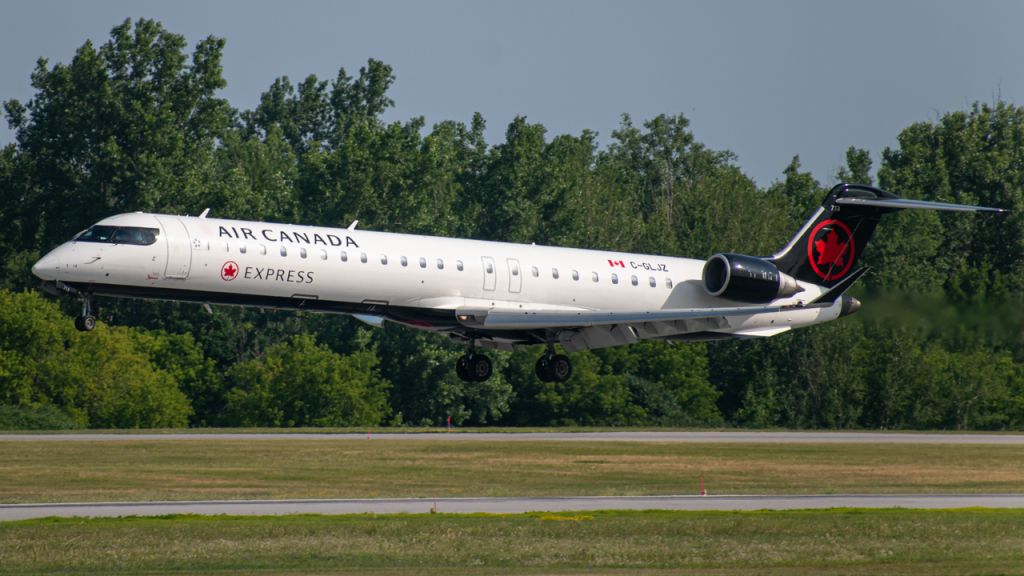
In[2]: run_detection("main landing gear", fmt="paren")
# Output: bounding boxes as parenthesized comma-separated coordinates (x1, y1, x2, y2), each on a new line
(74, 295, 96, 332)
(535, 351, 572, 383)
(456, 351, 493, 382)
(453, 344, 574, 383)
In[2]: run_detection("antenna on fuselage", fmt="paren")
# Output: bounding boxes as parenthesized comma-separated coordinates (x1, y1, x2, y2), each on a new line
(198, 208, 210, 219)
(348, 220, 358, 230)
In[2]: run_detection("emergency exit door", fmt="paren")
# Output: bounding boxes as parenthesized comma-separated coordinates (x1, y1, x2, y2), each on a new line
(482, 256, 496, 291)
(507, 258, 521, 293)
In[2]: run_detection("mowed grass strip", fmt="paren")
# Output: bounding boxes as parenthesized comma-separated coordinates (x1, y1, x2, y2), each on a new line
(1, 440, 1023, 503)
(1, 510, 1023, 575)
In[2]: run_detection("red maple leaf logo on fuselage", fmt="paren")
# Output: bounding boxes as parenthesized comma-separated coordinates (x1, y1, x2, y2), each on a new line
(221, 261, 239, 281)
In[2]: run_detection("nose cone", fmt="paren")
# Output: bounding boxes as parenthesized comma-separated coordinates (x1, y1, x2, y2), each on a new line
(32, 249, 62, 281)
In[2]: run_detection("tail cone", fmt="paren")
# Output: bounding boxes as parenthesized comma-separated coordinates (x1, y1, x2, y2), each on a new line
(840, 295, 861, 317)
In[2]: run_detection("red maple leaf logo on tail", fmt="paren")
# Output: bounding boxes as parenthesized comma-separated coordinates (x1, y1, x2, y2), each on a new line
(814, 231, 848, 268)
(806, 219, 855, 281)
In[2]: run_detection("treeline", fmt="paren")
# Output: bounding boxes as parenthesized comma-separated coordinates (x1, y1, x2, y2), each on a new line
(1, 19, 1022, 429)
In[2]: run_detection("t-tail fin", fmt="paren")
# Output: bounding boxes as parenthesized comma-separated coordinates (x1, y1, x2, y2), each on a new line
(770, 183, 1004, 288)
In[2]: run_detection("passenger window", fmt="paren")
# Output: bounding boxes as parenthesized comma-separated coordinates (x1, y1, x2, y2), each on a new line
(611, 273, 619, 285)
(300, 247, 307, 259)
(360, 252, 368, 263)
(592, 272, 599, 283)
(552, 268, 559, 279)
(437, 258, 444, 270)
(240, 245, 247, 254)
(401, 256, 408, 267)
(531, 266, 539, 278)
(649, 276, 656, 287)
(571, 270, 579, 281)
(420, 257, 427, 269)
(280, 246, 287, 257)
(631, 275, 638, 286)
(511, 264, 519, 276)
(456, 260, 464, 271)
(259, 245, 266, 256)
(666, 278, 673, 288)
(320, 250, 327, 260)
(486, 262, 494, 273)
(381, 254, 388, 265)
(341, 251, 348, 262)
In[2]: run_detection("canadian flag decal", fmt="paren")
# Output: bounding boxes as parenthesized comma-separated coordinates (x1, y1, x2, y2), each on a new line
(608, 259, 625, 268)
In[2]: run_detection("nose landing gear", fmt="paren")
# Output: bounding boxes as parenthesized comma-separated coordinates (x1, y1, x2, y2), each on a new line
(74, 295, 96, 332)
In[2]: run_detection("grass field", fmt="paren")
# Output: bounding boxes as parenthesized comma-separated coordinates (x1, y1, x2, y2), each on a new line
(1, 509, 1022, 575)
(2, 439, 1023, 503)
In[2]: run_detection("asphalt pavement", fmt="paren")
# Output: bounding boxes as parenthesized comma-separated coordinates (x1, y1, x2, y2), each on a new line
(2, 431, 1024, 443)
(2, 494, 1023, 521)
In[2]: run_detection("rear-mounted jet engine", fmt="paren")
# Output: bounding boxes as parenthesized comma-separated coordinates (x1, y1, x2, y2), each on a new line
(702, 253, 803, 303)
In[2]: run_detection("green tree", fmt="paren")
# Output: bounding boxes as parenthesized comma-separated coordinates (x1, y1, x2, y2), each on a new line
(3, 18, 231, 254)
(224, 334, 390, 427)
(0, 290, 193, 428)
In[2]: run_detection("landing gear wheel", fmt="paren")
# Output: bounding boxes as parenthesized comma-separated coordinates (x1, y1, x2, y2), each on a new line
(76, 295, 96, 332)
(549, 354, 572, 382)
(74, 315, 96, 332)
(536, 353, 572, 382)
(535, 355, 552, 382)
(468, 354, 492, 382)
(456, 353, 492, 382)
(456, 354, 470, 381)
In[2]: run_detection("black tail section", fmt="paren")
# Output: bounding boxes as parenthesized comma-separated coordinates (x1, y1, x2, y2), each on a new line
(770, 183, 1004, 288)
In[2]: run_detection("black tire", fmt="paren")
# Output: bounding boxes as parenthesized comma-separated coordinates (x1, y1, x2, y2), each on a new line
(455, 354, 471, 382)
(82, 315, 96, 332)
(469, 354, 492, 382)
(74, 316, 85, 332)
(550, 354, 572, 382)
(535, 355, 552, 382)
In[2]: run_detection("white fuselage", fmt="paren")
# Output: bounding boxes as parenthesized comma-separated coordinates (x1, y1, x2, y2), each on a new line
(32, 212, 844, 351)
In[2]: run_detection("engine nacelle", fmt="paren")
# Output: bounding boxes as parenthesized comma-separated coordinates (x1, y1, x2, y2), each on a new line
(702, 253, 803, 303)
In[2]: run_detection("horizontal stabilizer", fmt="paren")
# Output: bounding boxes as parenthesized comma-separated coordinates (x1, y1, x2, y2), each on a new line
(834, 196, 1006, 213)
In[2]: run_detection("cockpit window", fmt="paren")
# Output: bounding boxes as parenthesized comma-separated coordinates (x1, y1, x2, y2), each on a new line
(75, 226, 158, 246)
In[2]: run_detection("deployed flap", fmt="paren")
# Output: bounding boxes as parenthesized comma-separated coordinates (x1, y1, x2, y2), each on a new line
(456, 304, 784, 330)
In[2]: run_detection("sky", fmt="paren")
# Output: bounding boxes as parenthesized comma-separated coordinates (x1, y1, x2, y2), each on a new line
(2, 0, 1022, 187)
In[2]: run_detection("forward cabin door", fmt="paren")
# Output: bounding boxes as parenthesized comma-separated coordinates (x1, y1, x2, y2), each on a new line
(482, 256, 496, 291)
(155, 216, 192, 279)
(507, 258, 522, 293)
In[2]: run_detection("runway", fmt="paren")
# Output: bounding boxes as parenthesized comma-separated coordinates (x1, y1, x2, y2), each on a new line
(2, 431, 1024, 444)
(2, 494, 1023, 521)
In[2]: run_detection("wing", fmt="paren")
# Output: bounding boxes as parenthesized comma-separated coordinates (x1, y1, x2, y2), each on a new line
(455, 304, 783, 330)
(454, 303, 791, 352)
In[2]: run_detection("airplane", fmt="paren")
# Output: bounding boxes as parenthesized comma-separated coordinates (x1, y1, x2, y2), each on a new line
(31, 183, 1003, 383)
